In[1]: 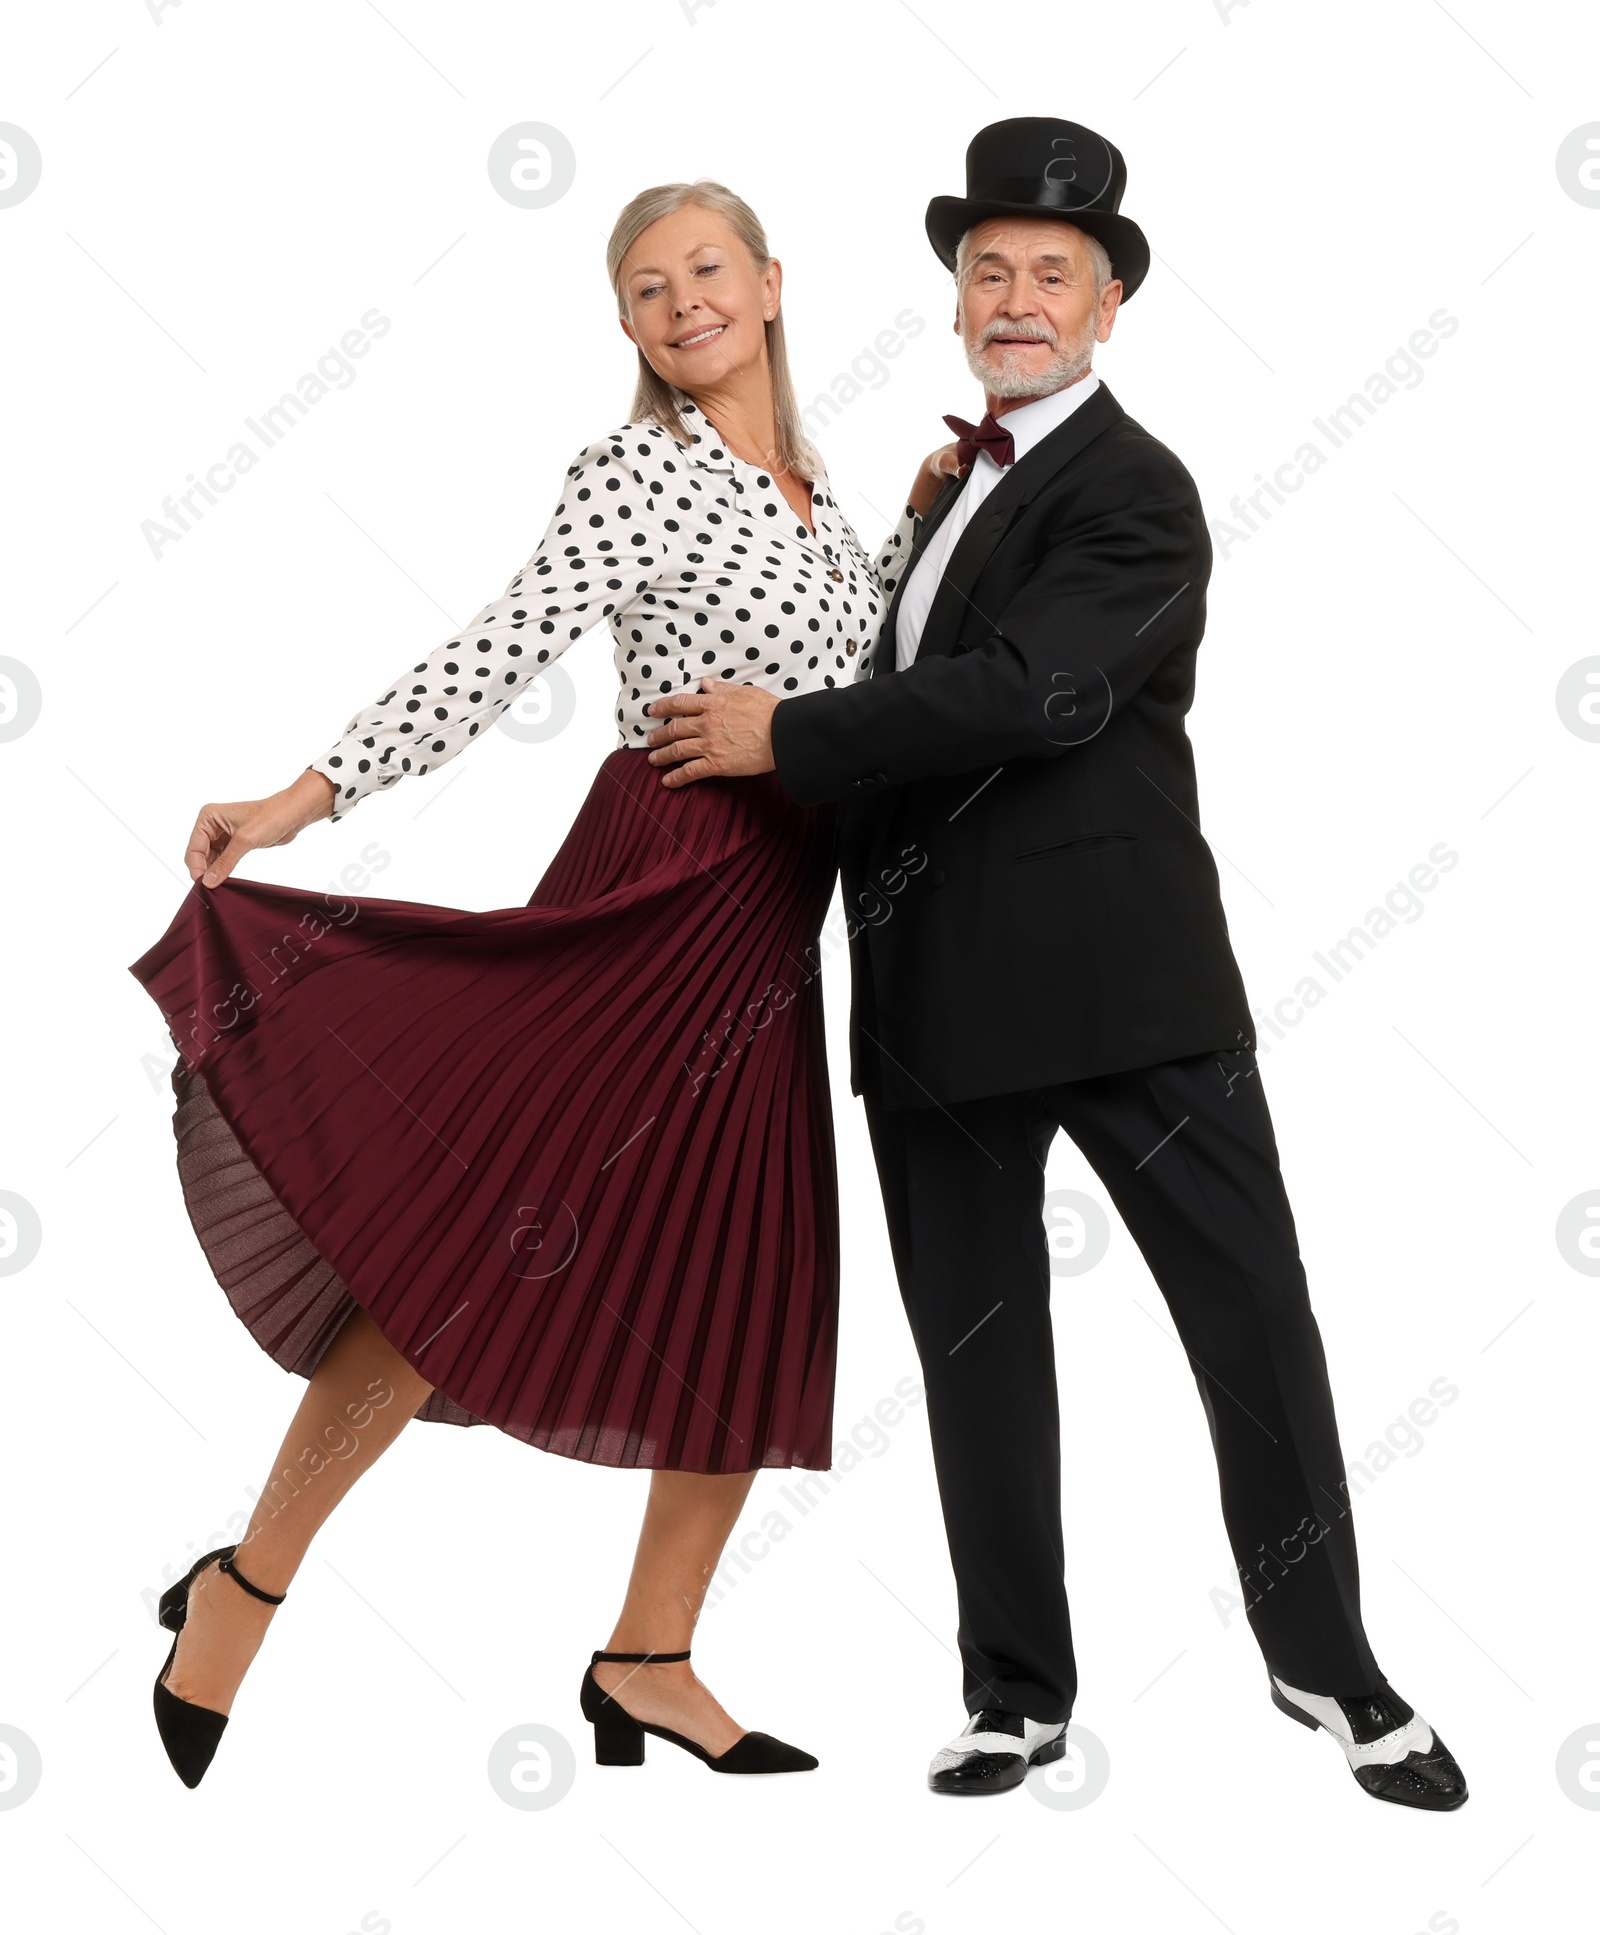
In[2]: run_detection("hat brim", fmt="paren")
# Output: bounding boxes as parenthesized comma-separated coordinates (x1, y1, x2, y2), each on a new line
(925, 197, 1150, 302)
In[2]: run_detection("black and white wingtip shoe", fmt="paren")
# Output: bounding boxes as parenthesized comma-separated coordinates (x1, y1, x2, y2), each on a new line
(927, 1709, 1068, 1795)
(1270, 1673, 1468, 1811)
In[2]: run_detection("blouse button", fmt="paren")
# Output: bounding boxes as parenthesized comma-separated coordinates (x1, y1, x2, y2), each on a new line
(845, 639, 858, 656)
(828, 566, 844, 583)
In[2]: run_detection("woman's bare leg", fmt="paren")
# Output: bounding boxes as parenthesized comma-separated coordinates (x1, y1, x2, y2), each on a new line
(164, 1307, 433, 1713)
(590, 1469, 761, 1755)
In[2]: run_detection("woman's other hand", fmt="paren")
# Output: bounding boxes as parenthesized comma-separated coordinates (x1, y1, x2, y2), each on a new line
(185, 770, 337, 887)
(908, 441, 965, 516)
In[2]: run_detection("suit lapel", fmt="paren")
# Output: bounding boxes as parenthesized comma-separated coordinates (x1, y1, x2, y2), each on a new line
(914, 381, 1125, 661)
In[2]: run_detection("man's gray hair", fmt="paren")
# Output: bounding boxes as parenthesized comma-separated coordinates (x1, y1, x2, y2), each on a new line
(954, 223, 1113, 301)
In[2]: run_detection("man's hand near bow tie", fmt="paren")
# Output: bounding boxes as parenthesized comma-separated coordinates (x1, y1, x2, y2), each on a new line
(910, 437, 967, 512)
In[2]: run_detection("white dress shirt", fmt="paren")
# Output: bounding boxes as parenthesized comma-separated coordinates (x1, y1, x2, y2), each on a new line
(895, 371, 1101, 670)
(308, 392, 918, 822)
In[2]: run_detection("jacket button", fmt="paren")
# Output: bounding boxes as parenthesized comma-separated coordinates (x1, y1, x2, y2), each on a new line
(932, 867, 946, 887)
(845, 639, 858, 656)
(828, 566, 844, 583)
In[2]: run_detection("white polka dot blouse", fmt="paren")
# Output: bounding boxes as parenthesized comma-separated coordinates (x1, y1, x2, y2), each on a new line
(308, 391, 920, 822)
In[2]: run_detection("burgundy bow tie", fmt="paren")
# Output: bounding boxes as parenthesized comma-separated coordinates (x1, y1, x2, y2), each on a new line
(943, 410, 1015, 473)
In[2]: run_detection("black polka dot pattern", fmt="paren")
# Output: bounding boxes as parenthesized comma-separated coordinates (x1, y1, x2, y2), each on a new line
(309, 393, 920, 821)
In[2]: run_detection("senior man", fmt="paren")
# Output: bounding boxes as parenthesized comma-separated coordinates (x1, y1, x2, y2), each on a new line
(646, 117, 1466, 1810)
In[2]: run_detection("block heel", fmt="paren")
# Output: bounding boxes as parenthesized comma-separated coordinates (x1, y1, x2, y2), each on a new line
(593, 1717, 646, 1765)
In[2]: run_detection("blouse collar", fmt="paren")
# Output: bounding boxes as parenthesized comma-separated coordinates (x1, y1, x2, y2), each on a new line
(664, 390, 848, 572)
(669, 392, 737, 474)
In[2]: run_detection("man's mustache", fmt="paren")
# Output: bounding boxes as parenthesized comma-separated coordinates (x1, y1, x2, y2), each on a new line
(976, 320, 1058, 347)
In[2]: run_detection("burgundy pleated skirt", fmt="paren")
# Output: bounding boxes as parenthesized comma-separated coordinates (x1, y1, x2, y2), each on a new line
(127, 751, 841, 1472)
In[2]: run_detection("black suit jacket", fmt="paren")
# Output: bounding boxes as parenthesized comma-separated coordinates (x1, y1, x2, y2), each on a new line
(770, 379, 1255, 1109)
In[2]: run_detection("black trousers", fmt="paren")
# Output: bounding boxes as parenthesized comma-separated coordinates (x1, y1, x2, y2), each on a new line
(862, 1043, 1383, 1723)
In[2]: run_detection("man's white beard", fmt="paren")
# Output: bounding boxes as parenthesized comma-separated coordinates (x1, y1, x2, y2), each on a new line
(963, 311, 1097, 399)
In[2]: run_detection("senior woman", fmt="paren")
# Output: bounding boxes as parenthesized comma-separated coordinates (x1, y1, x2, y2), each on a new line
(129, 179, 952, 1787)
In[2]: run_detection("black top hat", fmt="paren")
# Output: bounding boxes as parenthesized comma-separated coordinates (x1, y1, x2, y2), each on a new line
(926, 117, 1150, 302)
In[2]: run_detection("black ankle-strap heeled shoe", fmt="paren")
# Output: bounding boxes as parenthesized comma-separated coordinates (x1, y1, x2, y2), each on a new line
(153, 1543, 287, 1788)
(579, 1649, 818, 1774)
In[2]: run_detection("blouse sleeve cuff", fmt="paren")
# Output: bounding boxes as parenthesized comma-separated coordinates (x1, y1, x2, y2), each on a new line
(307, 748, 379, 824)
(874, 500, 922, 598)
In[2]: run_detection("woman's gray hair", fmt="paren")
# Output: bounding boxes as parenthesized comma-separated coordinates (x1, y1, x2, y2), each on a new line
(954, 222, 1113, 300)
(606, 179, 821, 481)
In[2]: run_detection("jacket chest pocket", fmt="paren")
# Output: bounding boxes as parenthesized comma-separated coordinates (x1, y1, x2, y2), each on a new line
(1011, 831, 1137, 864)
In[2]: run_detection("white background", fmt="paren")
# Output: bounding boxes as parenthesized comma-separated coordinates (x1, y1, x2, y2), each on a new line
(3, 1, 1596, 1930)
